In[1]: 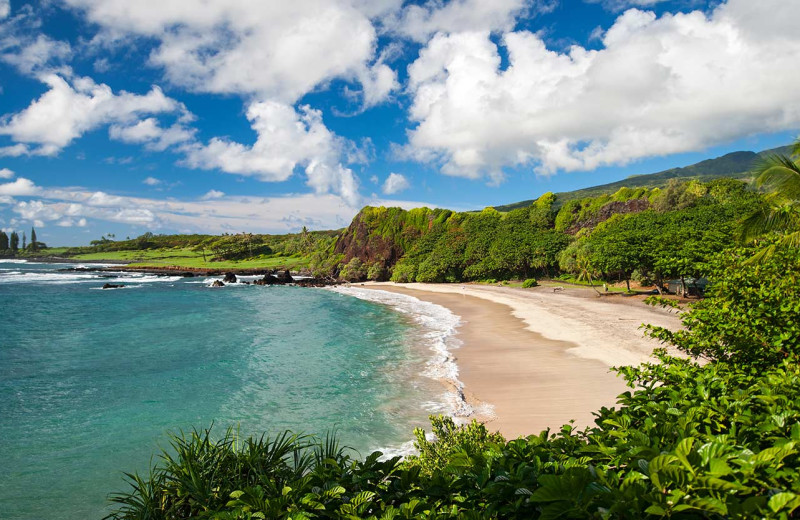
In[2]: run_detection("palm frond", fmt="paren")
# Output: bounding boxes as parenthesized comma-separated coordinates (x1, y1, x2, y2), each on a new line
(753, 155, 800, 201)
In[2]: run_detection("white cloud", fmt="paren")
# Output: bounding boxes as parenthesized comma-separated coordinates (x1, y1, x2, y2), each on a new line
(382, 172, 410, 194)
(587, 0, 670, 12)
(0, 167, 13, 179)
(0, 177, 40, 196)
(64, 0, 399, 106)
(404, 0, 800, 178)
(0, 74, 188, 155)
(109, 118, 195, 151)
(142, 176, 162, 186)
(201, 189, 225, 200)
(0, 144, 31, 157)
(182, 101, 361, 205)
(386, 0, 542, 42)
(0, 5, 72, 75)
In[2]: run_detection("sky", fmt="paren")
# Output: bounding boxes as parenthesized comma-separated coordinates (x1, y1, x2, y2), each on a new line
(0, 0, 798, 246)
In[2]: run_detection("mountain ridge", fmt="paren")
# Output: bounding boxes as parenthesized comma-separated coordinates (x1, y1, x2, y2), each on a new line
(492, 144, 791, 212)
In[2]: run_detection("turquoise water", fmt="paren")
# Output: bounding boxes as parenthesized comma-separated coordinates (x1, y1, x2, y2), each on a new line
(0, 261, 453, 519)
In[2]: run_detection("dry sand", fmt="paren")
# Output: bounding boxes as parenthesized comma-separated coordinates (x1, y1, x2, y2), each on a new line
(360, 282, 682, 439)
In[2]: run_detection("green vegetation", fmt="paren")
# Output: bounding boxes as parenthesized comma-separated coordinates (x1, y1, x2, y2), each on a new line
(494, 144, 792, 212)
(22, 229, 338, 271)
(329, 178, 756, 289)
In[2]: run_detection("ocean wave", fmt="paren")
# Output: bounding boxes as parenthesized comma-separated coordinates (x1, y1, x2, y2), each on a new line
(329, 286, 474, 421)
(0, 271, 183, 284)
(0, 259, 43, 264)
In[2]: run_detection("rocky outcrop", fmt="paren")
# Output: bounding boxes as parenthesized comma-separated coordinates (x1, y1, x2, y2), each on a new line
(277, 270, 293, 283)
(253, 273, 279, 285)
(211, 280, 225, 287)
(295, 277, 341, 287)
(102, 283, 125, 289)
(223, 272, 237, 283)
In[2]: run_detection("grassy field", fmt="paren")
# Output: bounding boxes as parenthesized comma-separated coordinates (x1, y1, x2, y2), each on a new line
(64, 248, 307, 270)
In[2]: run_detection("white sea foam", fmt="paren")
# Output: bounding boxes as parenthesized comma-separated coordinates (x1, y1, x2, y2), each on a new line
(0, 270, 183, 284)
(329, 286, 474, 421)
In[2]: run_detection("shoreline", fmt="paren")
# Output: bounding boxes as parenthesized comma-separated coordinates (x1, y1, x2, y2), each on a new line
(358, 282, 682, 438)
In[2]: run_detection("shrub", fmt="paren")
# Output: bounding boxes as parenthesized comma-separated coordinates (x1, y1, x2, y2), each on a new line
(522, 278, 538, 288)
(339, 257, 367, 282)
(390, 261, 417, 283)
(366, 262, 387, 281)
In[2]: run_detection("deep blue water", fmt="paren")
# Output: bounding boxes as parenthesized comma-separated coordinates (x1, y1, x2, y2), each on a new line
(0, 260, 449, 519)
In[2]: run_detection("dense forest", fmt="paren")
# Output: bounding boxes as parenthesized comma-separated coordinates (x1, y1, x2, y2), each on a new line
(328, 177, 760, 291)
(104, 146, 800, 518)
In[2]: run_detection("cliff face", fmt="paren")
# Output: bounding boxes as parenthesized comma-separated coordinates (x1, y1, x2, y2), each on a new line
(333, 206, 445, 267)
(567, 198, 651, 234)
(333, 211, 405, 267)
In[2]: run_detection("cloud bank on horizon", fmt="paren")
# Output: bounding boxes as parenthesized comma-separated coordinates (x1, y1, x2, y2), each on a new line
(0, 0, 798, 243)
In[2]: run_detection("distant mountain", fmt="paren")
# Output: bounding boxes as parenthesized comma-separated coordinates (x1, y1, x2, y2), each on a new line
(493, 144, 793, 212)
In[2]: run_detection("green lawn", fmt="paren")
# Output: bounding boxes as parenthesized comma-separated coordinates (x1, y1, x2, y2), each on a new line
(65, 247, 307, 270)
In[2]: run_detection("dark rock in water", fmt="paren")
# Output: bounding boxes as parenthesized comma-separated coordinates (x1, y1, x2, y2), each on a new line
(102, 283, 125, 289)
(181, 272, 195, 278)
(223, 272, 237, 283)
(253, 274, 281, 285)
(278, 270, 294, 283)
(211, 280, 225, 287)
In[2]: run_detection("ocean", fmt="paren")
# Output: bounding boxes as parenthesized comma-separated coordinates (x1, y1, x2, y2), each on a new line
(0, 260, 463, 519)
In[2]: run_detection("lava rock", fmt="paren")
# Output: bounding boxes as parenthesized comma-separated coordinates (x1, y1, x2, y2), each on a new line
(223, 272, 237, 283)
(211, 280, 225, 287)
(102, 283, 125, 289)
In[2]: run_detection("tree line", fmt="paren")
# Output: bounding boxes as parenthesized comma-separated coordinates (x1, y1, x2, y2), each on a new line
(0, 227, 44, 255)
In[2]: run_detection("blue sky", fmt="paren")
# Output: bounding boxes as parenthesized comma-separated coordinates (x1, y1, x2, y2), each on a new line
(0, 0, 798, 246)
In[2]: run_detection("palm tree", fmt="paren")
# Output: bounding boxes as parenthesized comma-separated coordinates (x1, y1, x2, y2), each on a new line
(739, 140, 800, 259)
(575, 254, 602, 296)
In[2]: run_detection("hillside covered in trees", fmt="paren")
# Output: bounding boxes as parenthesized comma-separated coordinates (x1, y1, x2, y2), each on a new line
(329, 178, 760, 291)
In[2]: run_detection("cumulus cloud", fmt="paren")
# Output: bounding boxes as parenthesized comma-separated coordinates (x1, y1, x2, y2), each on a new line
(386, 0, 545, 42)
(142, 176, 162, 186)
(182, 101, 361, 205)
(382, 172, 410, 194)
(0, 0, 9, 19)
(0, 167, 13, 179)
(0, 74, 189, 155)
(0, 177, 40, 196)
(63, 0, 399, 106)
(404, 0, 800, 178)
(109, 118, 195, 151)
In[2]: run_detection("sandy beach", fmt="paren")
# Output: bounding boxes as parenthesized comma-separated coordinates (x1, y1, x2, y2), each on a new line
(361, 282, 682, 439)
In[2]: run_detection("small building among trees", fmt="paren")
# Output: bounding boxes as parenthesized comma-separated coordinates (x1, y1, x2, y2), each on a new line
(666, 277, 709, 297)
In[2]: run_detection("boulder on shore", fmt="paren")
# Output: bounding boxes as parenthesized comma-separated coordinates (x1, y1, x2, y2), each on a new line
(102, 283, 125, 289)
(181, 272, 195, 278)
(211, 280, 225, 287)
(223, 272, 237, 283)
(277, 270, 294, 283)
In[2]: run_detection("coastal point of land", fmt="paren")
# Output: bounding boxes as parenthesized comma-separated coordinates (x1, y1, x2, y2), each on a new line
(361, 282, 682, 439)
